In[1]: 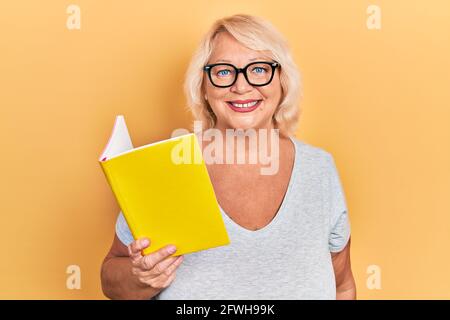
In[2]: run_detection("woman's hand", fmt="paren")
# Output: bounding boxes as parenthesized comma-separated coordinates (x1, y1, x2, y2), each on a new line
(128, 238, 184, 292)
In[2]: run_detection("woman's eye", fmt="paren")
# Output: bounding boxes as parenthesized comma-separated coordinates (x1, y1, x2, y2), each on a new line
(252, 67, 267, 74)
(217, 70, 231, 77)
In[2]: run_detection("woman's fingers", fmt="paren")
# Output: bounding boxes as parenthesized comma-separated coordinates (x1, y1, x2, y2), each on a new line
(160, 272, 177, 288)
(130, 243, 184, 290)
(140, 255, 184, 278)
(138, 256, 178, 277)
(161, 255, 184, 276)
(140, 244, 177, 271)
(140, 267, 178, 290)
(128, 238, 150, 260)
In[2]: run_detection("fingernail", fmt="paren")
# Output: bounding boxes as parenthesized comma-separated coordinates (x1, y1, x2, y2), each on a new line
(142, 239, 149, 247)
(168, 245, 177, 254)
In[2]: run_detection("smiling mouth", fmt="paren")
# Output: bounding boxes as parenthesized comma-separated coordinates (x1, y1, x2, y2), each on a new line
(226, 100, 262, 113)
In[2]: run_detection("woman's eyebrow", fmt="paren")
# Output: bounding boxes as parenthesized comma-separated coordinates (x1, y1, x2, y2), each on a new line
(213, 57, 270, 63)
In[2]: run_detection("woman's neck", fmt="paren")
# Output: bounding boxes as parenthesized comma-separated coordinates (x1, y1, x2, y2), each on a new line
(198, 123, 283, 175)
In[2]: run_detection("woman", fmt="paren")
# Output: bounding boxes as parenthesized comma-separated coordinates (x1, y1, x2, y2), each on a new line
(101, 14, 356, 300)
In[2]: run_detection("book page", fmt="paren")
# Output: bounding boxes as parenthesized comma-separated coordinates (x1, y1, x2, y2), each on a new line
(99, 115, 134, 161)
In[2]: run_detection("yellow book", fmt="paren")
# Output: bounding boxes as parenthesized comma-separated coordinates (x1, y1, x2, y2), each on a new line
(99, 115, 230, 256)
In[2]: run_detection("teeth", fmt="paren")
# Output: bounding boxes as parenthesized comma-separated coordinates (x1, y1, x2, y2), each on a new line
(231, 101, 258, 108)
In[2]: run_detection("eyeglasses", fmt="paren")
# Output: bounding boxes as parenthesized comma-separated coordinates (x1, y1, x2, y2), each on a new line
(203, 61, 280, 88)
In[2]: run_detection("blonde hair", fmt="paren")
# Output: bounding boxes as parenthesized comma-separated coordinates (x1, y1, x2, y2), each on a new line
(183, 14, 302, 137)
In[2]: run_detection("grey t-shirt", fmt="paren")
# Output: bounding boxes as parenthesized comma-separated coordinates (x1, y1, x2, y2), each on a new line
(115, 137, 351, 300)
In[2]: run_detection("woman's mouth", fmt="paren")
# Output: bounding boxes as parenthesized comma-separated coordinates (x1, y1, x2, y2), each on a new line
(226, 99, 262, 113)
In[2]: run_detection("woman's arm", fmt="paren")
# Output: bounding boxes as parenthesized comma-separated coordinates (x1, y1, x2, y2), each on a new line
(101, 235, 182, 300)
(331, 237, 356, 300)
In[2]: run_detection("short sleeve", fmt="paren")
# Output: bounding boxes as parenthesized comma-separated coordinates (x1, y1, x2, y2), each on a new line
(115, 211, 135, 246)
(326, 153, 351, 253)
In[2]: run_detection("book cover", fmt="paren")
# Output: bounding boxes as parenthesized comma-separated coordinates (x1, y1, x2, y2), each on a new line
(99, 115, 230, 256)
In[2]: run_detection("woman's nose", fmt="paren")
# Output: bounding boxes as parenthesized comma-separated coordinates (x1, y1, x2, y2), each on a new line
(230, 72, 253, 94)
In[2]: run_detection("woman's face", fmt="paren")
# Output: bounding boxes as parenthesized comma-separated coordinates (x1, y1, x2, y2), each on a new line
(203, 32, 282, 132)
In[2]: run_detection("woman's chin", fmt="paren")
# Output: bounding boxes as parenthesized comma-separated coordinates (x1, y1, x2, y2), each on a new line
(226, 119, 269, 132)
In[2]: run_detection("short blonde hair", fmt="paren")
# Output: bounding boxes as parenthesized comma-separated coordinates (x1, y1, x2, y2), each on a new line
(183, 14, 302, 137)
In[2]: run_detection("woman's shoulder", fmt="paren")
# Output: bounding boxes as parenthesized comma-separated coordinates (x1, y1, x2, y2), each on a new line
(290, 136, 334, 163)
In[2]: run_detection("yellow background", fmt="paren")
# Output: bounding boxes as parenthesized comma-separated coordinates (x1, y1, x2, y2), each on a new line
(0, 0, 449, 299)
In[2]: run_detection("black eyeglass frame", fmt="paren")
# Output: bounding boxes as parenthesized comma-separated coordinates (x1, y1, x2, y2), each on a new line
(203, 61, 280, 88)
